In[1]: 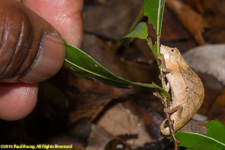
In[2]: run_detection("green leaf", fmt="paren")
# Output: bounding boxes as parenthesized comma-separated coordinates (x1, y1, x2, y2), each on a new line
(205, 120, 225, 144)
(143, 0, 165, 35)
(187, 144, 223, 150)
(122, 22, 148, 39)
(152, 41, 158, 57)
(176, 120, 225, 150)
(121, 22, 148, 48)
(176, 131, 225, 149)
(63, 39, 165, 91)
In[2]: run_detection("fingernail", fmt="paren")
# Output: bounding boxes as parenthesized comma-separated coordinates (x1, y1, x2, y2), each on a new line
(19, 32, 65, 83)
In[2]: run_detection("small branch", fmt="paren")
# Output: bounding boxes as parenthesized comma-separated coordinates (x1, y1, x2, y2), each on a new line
(157, 35, 161, 55)
(155, 35, 179, 149)
(154, 92, 179, 150)
(156, 36, 167, 91)
(166, 113, 180, 150)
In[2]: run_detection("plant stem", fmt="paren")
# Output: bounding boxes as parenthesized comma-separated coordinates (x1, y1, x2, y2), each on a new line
(156, 35, 166, 90)
(157, 36, 160, 55)
(157, 0, 162, 35)
(156, 35, 179, 150)
(165, 106, 180, 150)
(154, 92, 179, 150)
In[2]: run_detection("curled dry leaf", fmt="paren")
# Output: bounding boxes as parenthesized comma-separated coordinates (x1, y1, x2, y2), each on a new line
(166, 0, 208, 45)
(183, 44, 225, 85)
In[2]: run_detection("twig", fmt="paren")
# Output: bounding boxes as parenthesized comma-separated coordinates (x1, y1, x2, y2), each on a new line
(166, 112, 180, 150)
(164, 99, 179, 150)
(155, 32, 179, 149)
(154, 92, 180, 150)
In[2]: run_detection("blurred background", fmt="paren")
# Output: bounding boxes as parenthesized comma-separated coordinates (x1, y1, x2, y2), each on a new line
(1, 0, 225, 149)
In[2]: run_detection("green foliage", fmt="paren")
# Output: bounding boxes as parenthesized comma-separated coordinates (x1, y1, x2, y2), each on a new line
(122, 22, 148, 48)
(64, 40, 130, 88)
(206, 120, 225, 143)
(62, 0, 171, 138)
(63, 39, 165, 92)
(152, 41, 159, 57)
(176, 120, 225, 150)
(143, 0, 165, 36)
(122, 22, 148, 39)
(187, 144, 223, 150)
(62, 0, 170, 97)
(122, 0, 166, 56)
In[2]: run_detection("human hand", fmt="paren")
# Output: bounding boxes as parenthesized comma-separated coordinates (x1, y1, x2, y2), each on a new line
(0, 0, 83, 120)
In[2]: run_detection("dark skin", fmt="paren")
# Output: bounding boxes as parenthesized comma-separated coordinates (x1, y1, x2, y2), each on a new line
(0, 0, 83, 120)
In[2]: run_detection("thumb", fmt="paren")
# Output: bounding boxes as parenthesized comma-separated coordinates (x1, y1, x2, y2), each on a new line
(0, 0, 65, 83)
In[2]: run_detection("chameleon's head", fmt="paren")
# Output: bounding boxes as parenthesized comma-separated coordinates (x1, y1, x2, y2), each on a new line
(160, 45, 181, 60)
(160, 45, 188, 69)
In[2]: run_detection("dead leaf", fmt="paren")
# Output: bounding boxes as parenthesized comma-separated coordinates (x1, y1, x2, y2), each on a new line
(182, 45, 225, 122)
(183, 0, 205, 14)
(97, 104, 154, 146)
(179, 119, 208, 135)
(183, 44, 225, 85)
(82, 34, 158, 84)
(148, 7, 191, 42)
(122, 97, 164, 140)
(66, 92, 114, 124)
(65, 34, 159, 124)
(213, 0, 225, 16)
(162, 39, 197, 54)
(83, 0, 142, 41)
(166, 0, 208, 45)
(207, 89, 225, 124)
(192, 113, 208, 122)
(105, 139, 132, 150)
(134, 39, 155, 59)
(48, 118, 91, 150)
(86, 125, 114, 150)
(195, 73, 223, 117)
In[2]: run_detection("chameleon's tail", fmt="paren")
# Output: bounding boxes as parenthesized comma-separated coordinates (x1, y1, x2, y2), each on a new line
(160, 118, 170, 135)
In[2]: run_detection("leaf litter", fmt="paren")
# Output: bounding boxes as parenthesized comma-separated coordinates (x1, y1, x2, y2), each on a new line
(2, 0, 225, 150)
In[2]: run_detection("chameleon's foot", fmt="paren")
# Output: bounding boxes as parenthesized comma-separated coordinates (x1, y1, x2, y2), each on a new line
(164, 105, 182, 115)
